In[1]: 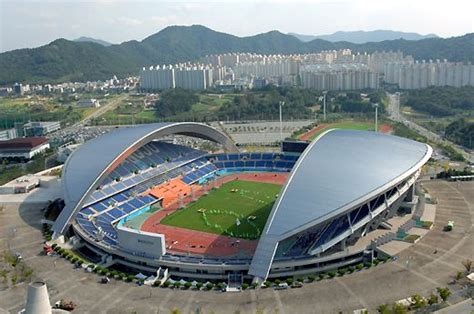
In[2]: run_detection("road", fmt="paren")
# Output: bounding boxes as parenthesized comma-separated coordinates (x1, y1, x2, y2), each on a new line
(386, 92, 473, 163)
(70, 94, 128, 129)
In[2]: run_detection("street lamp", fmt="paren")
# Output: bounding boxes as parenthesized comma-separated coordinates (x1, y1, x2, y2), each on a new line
(322, 91, 327, 121)
(279, 101, 285, 145)
(373, 103, 379, 132)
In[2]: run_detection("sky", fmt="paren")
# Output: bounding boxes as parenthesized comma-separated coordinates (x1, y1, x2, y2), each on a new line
(0, 0, 473, 52)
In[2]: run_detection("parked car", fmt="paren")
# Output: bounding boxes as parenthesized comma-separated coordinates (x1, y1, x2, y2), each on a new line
(291, 282, 303, 288)
(275, 283, 288, 290)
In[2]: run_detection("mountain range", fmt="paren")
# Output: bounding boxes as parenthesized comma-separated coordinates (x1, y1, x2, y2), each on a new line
(0, 25, 473, 85)
(74, 37, 112, 47)
(289, 30, 438, 43)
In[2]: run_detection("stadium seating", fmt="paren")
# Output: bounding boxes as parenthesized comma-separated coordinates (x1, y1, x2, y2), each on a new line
(76, 147, 301, 248)
(208, 153, 297, 172)
(85, 141, 205, 205)
(77, 187, 158, 246)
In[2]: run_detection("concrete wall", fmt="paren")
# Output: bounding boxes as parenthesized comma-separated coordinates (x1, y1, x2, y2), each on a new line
(116, 224, 166, 259)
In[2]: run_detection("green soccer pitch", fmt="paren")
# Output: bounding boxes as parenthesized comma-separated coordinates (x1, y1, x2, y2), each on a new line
(160, 180, 282, 239)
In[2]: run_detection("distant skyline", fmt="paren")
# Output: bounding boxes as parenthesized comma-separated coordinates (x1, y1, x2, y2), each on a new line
(1, 0, 473, 53)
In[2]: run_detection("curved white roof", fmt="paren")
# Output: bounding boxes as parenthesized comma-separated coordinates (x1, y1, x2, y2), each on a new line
(249, 129, 432, 279)
(52, 122, 238, 235)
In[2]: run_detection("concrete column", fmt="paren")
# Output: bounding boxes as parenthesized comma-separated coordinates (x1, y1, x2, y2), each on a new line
(341, 238, 347, 251)
(405, 184, 415, 202)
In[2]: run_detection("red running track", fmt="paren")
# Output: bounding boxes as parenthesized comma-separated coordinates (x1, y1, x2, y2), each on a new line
(141, 172, 288, 258)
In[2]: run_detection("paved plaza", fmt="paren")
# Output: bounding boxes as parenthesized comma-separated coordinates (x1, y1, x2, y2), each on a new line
(0, 180, 472, 313)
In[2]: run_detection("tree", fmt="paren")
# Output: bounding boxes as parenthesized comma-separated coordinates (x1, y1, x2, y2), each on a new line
(428, 294, 438, 305)
(391, 302, 408, 314)
(411, 294, 426, 309)
(206, 282, 214, 290)
(154, 88, 199, 118)
(376, 304, 390, 314)
(462, 259, 472, 273)
(436, 287, 451, 302)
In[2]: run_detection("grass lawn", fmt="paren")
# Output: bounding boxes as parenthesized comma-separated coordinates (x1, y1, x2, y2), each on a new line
(0, 95, 100, 128)
(160, 180, 281, 239)
(309, 121, 377, 140)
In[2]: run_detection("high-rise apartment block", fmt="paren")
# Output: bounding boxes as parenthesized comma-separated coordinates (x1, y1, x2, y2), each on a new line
(140, 64, 213, 91)
(301, 64, 379, 90)
(384, 60, 474, 89)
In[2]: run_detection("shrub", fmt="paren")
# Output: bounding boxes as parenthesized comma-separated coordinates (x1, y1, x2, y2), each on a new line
(126, 275, 135, 282)
(274, 279, 281, 285)
(318, 273, 326, 280)
(462, 259, 472, 272)
(428, 294, 438, 305)
(153, 281, 160, 287)
(364, 262, 373, 268)
(206, 283, 214, 290)
(377, 304, 390, 314)
(196, 282, 203, 290)
(53, 246, 61, 252)
(51, 243, 57, 249)
(327, 271, 337, 278)
(173, 282, 182, 289)
(241, 283, 249, 290)
(356, 263, 364, 271)
(184, 282, 192, 289)
(456, 271, 463, 280)
(347, 266, 355, 273)
(436, 287, 451, 302)
(263, 281, 272, 288)
(162, 281, 170, 288)
(391, 302, 407, 314)
(296, 277, 304, 283)
(251, 282, 258, 289)
(411, 294, 426, 309)
(217, 282, 225, 290)
(307, 275, 316, 282)
(337, 268, 347, 276)
(285, 278, 293, 286)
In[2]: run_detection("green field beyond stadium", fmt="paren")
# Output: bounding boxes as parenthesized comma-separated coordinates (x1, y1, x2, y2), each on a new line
(160, 180, 281, 239)
(310, 122, 376, 140)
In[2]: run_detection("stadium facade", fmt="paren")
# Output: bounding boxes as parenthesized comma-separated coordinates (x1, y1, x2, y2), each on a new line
(52, 122, 432, 281)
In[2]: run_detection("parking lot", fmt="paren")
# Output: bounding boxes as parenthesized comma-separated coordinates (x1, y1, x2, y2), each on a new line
(212, 120, 312, 144)
(0, 180, 472, 313)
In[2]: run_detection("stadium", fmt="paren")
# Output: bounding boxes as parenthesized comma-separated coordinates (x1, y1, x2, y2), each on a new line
(51, 122, 432, 283)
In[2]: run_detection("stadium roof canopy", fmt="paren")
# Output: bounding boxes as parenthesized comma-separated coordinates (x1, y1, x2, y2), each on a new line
(249, 129, 432, 280)
(52, 122, 238, 235)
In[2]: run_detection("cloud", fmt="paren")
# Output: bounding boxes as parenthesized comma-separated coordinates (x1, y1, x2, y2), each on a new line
(150, 15, 178, 25)
(117, 17, 143, 27)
